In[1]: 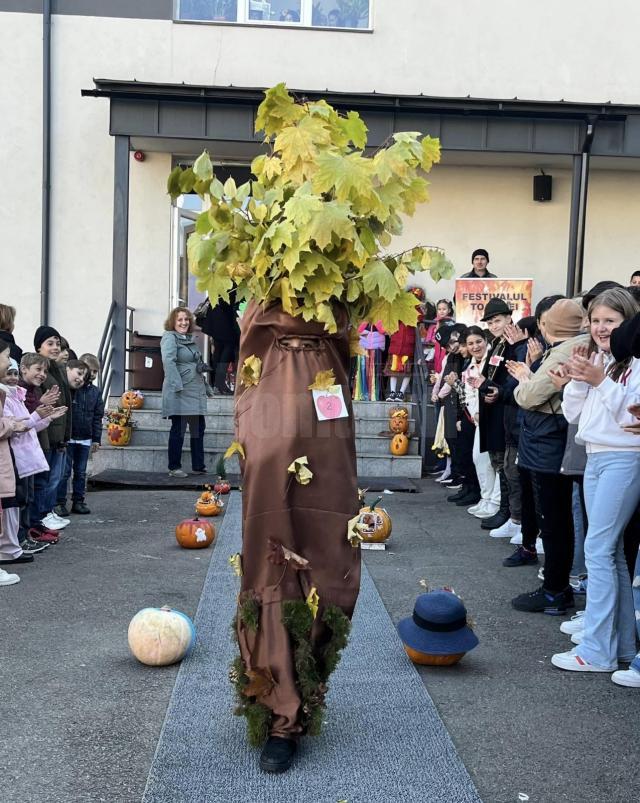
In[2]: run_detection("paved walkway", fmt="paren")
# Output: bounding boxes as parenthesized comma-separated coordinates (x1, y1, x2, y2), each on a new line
(2, 483, 639, 802)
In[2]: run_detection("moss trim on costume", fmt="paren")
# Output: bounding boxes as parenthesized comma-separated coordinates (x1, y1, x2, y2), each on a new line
(229, 613, 273, 746)
(281, 600, 352, 735)
(239, 595, 260, 632)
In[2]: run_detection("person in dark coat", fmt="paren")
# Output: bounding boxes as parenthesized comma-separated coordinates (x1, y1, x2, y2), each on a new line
(200, 295, 240, 394)
(0, 304, 23, 363)
(460, 248, 497, 279)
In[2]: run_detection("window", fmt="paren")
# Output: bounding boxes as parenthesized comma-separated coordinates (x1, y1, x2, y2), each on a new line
(175, 0, 371, 29)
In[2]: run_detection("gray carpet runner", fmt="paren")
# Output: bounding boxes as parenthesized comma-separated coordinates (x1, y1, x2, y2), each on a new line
(142, 493, 482, 803)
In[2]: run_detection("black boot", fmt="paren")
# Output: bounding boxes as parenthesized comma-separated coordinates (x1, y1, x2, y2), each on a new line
(455, 487, 481, 506)
(481, 470, 510, 530)
(447, 484, 471, 503)
(260, 736, 297, 773)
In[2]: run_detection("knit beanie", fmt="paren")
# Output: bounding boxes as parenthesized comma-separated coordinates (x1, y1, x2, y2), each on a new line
(471, 248, 489, 263)
(543, 299, 584, 341)
(34, 325, 61, 352)
(7, 358, 18, 373)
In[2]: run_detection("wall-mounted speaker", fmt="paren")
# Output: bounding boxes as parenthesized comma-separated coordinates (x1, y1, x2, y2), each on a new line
(533, 174, 552, 202)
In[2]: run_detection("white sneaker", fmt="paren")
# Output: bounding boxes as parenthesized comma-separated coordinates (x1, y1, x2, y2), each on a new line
(570, 632, 583, 645)
(0, 568, 20, 586)
(468, 501, 499, 519)
(41, 513, 68, 531)
(490, 519, 521, 539)
(560, 610, 585, 635)
(168, 469, 188, 478)
(612, 668, 640, 688)
(551, 649, 611, 673)
(50, 512, 70, 526)
(537, 566, 545, 581)
(435, 470, 451, 483)
(510, 531, 523, 545)
(535, 537, 544, 555)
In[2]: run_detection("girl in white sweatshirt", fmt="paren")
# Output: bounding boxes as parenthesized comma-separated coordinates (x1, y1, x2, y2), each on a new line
(551, 288, 640, 673)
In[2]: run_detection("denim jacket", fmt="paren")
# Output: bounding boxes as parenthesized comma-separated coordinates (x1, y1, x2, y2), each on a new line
(71, 383, 104, 443)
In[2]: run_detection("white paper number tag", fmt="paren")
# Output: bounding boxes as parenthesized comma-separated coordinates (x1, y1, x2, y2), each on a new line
(144, 356, 153, 368)
(489, 353, 504, 367)
(312, 385, 348, 421)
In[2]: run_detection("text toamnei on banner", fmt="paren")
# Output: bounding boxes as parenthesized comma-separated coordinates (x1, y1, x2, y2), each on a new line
(167, 84, 453, 337)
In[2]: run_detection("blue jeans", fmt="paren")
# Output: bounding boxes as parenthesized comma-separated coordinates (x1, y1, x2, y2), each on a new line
(57, 443, 91, 503)
(168, 415, 206, 471)
(576, 451, 640, 669)
(632, 547, 640, 674)
(571, 481, 587, 576)
(31, 448, 66, 523)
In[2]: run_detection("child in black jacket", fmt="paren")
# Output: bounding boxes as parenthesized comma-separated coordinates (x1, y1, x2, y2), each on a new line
(56, 354, 103, 515)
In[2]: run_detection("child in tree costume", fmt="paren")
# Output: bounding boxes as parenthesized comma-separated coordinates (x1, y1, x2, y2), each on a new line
(168, 84, 452, 773)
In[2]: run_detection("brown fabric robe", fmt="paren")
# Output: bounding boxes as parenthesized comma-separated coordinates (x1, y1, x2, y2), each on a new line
(234, 300, 361, 740)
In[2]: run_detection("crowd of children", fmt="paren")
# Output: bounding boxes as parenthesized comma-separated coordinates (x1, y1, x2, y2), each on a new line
(428, 279, 640, 688)
(0, 306, 103, 587)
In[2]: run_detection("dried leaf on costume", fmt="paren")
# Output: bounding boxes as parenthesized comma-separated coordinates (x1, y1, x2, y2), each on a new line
(229, 553, 243, 576)
(240, 354, 262, 387)
(306, 587, 320, 619)
(346, 513, 366, 547)
(308, 369, 336, 391)
(267, 539, 311, 570)
(287, 456, 313, 485)
(225, 441, 246, 460)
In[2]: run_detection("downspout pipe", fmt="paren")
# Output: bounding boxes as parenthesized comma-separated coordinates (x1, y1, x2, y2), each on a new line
(566, 118, 596, 297)
(41, 0, 51, 325)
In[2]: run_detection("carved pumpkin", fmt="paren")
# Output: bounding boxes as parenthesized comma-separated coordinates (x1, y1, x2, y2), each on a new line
(128, 606, 195, 666)
(403, 646, 465, 666)
(195, 490, 224, 517)
(390, 433, 409, 456)
(389, 406, 409, 434)
(357, 496, 392, 543)
(121, 390, 144, 410)
(107, 422, 132, 446)
(213, 478, 231, 495)
(175, 516, 215, 549)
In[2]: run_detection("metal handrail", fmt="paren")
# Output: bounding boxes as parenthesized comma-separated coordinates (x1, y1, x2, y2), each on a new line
(411, 323, 438, 473)
(97, 301, 135, 406)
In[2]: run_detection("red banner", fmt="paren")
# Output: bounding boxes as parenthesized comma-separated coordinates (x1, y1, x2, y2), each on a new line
(455, 278, 533, 327)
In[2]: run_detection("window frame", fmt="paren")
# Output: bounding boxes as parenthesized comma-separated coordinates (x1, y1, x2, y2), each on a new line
(173, 0, 374, 32)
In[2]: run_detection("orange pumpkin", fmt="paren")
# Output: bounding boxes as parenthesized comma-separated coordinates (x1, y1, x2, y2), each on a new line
(107, 422, 132, 446)
(404, 645, 465, 666)
(175, 516, 215, 549)
(195, 491, 224, 517)
(357, 497, 392, 543)
(121, 390, 144, 410)
(389, 407, 409, 434)
(390, 433, 409, 456)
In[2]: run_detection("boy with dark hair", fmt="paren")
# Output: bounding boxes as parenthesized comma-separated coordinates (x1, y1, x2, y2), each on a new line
(56, 355, 102, 515)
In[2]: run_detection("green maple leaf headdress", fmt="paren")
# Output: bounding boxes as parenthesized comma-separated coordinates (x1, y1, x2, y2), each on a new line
(168, 83, 454, 334)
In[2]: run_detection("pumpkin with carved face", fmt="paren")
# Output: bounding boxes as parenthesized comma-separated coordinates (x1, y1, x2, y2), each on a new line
(389, 407, 409, 434)
(390, 433, 410, 456)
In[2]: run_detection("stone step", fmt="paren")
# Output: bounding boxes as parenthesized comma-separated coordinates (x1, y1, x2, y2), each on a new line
(90, 446, 423, 478)
(119, 409, 416, 437)
(114, 427, 419, 455)
(109, 394, 416, 419)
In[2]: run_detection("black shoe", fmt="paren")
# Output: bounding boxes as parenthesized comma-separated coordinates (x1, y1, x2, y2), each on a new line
(19, 538, 49, 554)
(0, 552, 34, 564)
(481, 510, 510, 530)
(455, 490, 481, 506)
(71, 501, 91, 515)
(503, 546, 539, 567)
(259, 736, 297, 774)
(442, 474, 464, 489)
(447, 485, 471, 503)
(54, 504, 70, 517)
(512, 585, 574, 615)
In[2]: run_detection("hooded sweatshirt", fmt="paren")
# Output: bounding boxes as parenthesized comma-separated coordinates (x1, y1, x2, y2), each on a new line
(561, 353, 640, 452)
(1, 384, 50, 478)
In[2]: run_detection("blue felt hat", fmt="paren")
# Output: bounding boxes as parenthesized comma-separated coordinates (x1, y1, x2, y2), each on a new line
(397, 590, 479, 655)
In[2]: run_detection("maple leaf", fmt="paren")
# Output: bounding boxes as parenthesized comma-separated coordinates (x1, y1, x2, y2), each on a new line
(346, 514, 366, 547)
(267, 539, 311, 570)
(337, 110, 368, 149)
(283, 187, 324, 226)
(240, 355, 262, 387)
(349, 327, 366, 357)
(420, 135, 441, 171)
(394, 263, 410, 290)
(306, 201, 356, 250)
(312, 151, 374, 203)
(368, 291, 421, 335)
(362, 260, 400, 301)
(225, 441, 246, 460)
(308, 369, 336, 390)
(274, 115, 331, 172)
(255, 82, 305, 138)
(315, 302, 337, 333)
(287, 456, 313, 485)
(306, 586, 320, 619)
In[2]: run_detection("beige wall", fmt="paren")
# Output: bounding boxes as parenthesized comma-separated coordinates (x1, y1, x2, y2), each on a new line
(3, 8, 640, 355)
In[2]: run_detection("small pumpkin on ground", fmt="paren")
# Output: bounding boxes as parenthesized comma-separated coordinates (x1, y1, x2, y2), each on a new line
(175, 515, 216, 549)
(195, 486, 224, 517)
(357, 495, 392, 543)
(390, 432, 410, 456)
(128, 606, 195, 666)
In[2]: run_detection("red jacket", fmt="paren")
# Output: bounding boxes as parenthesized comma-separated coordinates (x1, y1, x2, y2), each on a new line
(388, 322, 416, 357)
